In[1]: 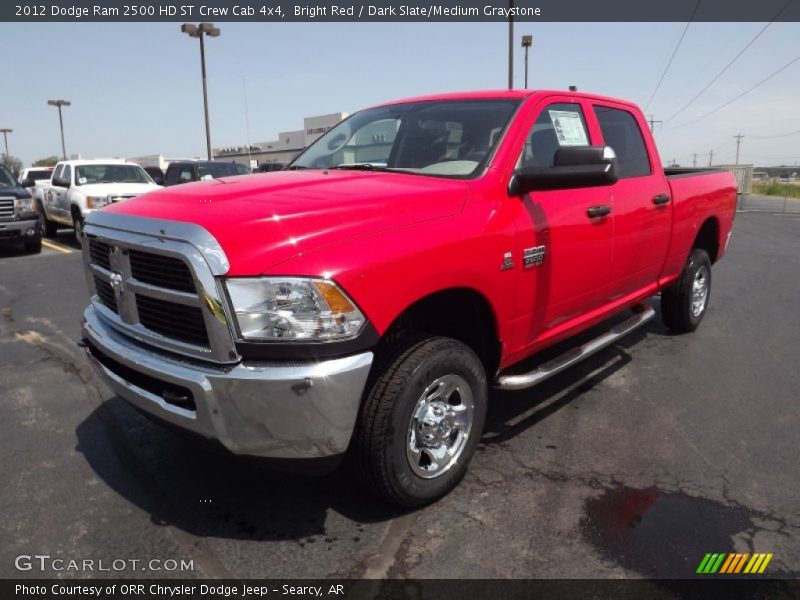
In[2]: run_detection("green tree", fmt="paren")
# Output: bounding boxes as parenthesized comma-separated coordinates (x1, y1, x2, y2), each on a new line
(1, 155, 23, 177)
(32, 155, 59, 167)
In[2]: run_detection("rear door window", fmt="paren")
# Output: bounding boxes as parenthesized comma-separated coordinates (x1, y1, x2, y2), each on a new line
(593, 106, 651, 178)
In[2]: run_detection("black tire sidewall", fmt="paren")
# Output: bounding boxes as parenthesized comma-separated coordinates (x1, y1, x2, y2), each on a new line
(384, 339, 487, 505)
(681, 249, 712, 329)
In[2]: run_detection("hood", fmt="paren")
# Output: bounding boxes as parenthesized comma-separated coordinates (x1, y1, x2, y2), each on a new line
(80, 182, 161, 197)
(0, 183, 30, 199)
(105, 170, 470, 275)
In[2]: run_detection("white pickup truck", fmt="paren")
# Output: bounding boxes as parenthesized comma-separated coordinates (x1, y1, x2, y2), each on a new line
(41, 159, 161, 242)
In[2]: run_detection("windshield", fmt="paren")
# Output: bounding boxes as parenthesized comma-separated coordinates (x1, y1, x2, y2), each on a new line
(0, 165, 16, 187)
(290, 99, 520, 178)
(198, 162, 250, 179)
(75, 164, 152, 185)
(29, 169, 53, 181)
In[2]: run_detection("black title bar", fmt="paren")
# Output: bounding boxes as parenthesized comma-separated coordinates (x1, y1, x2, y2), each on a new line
(5, 0, 800, 22)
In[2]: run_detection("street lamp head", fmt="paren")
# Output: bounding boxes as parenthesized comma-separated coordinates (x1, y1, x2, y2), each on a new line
(181, 23, 199, 37)
(47, 99, 71, 107)
(521, 35, 533, 48)
(199, 22, 221, 36)
(0, 129, 12, 134)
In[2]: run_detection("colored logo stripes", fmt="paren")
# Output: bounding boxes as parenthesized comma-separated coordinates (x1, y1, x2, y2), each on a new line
(696, 552, 773, 574)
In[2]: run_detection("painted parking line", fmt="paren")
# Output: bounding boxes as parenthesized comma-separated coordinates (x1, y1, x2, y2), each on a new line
(42, 239, 74, 254)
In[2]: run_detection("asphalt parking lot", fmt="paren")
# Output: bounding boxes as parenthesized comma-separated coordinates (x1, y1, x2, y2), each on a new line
(1, 211, 798, 581)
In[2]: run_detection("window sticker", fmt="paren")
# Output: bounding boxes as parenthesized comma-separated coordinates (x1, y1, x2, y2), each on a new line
(548, 110, 588, 146)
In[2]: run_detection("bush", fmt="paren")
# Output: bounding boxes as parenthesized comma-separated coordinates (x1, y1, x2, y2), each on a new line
(752, 181, 800, 199)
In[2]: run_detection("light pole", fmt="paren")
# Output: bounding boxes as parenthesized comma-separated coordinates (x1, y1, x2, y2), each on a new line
(181, 22, 220, 160)
(521, 35, 532, 89)
(47, 99, 71, 160)
(507, 0, 514, 89)
(0, 128, 12, 158)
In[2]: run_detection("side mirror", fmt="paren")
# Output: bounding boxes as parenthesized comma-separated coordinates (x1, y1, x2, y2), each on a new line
(51, 176, 68, 188)
(509, 146, 618, 195)
(20, 177, 35, 187)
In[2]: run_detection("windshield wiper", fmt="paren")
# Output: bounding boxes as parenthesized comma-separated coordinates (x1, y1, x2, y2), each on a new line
(286, 165, 308, 170)
(330, 163, 394, 172)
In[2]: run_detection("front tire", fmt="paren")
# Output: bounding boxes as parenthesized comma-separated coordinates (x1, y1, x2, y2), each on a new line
(72, 210, 84, 245)
(661, 248, 712, 333)
(38, 202, 58, 237)
(353, 336, 487, 507)
(24, 236, 42, 254)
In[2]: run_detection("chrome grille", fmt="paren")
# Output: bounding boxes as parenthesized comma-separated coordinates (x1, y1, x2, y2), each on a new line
(93, 276, 117, 313)
(129, 250, 195, 292)
(82, 215, 237, 364)
(0, 197, 14, 219)
(135, 294, 208, 346)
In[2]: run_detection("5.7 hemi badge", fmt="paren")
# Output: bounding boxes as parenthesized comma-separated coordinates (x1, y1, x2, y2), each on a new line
(523, 245, 546, 268)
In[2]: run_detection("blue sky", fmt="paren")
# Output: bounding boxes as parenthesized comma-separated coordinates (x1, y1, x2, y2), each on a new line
(3, 21, 799, 167)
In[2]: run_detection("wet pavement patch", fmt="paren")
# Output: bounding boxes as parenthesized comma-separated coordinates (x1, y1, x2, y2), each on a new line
(581, 485, 755, 577)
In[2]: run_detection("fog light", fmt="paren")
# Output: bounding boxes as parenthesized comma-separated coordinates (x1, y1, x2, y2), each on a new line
(25, 228, 36, 236)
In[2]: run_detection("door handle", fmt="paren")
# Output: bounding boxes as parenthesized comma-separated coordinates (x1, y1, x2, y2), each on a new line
(652, 194, 670, 205)
(587, 205, 612, 218)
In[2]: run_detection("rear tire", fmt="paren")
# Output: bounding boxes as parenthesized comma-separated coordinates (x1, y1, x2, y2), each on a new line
(353, 336, 487, 507)
(661, 248, 712, 333)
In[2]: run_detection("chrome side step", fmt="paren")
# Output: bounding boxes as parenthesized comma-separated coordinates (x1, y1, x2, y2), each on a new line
(495, 304, 655, 391)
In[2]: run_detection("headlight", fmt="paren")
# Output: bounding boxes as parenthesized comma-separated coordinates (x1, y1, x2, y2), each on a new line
(14, 196, 35, 212)
(226, 277, 366, 342)
(86, 195, 113, 209)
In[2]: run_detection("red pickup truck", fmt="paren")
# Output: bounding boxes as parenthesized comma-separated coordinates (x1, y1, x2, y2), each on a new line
(80, 90, 736, 506)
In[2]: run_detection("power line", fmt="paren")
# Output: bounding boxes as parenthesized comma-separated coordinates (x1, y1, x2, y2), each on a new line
(748, 128, 800, 139)
(663, 0, 792, 123)
(643, 1, 702, 112)
(669, 53, 800, 129)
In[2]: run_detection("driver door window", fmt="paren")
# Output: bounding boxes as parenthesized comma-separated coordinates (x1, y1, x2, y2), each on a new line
(519, 103, 590, 168)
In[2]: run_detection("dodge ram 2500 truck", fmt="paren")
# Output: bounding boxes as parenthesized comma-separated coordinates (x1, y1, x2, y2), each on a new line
(80, 90, 736, 506)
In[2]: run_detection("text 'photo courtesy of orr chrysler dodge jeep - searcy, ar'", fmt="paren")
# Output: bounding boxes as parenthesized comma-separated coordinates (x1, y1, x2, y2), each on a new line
(79, 89, 736, 507)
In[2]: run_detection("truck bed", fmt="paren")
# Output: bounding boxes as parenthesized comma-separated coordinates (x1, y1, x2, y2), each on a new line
(664, 167, 728, 179)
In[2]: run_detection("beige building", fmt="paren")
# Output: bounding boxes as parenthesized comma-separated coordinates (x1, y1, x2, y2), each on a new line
(214, 112, 347, 168)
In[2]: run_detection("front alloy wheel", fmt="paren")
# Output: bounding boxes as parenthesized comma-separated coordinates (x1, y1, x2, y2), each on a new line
(407, 374, 474, 479)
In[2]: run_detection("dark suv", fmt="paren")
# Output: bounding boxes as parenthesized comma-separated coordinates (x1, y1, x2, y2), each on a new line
(164, 161, 250, 186)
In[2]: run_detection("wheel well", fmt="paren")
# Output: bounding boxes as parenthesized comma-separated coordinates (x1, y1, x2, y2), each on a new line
(381, 288, 501, 376)
(693, 218, 720, 263)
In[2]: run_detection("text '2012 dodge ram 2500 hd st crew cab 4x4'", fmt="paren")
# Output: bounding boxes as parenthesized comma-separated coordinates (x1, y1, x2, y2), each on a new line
(80, 90, 736, 506)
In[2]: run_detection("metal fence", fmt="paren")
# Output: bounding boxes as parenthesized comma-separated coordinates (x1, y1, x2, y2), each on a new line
(737, 193, 800, 214)
(717, 164, 753, 194)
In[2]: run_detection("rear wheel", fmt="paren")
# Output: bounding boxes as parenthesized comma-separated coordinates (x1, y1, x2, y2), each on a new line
(661, 248, 712, 333)
(353, 336, 487, 507)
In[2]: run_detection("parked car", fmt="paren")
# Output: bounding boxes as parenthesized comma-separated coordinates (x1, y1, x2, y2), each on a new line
(143, 166, 165, 186)
(163, 160, 250, 186)
(19, 167, 54, 188)
(41, 159, 161, 242)
(80, 89, 736, 506)
(255, 162, 287, 173)
(0, 163, 41, 254)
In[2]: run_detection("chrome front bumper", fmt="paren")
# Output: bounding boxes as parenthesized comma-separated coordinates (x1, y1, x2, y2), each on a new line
(0, 217, 39, 239)
(82, 306, 374, 460)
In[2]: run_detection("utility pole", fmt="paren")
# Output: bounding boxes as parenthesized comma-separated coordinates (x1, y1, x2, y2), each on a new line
(734, 133, 744, 166)
(646, 115, 662, 133)
(708, 149, 714, 167)
(692, 153, 698, 168)
(0, 128, 11, 158)
(507, 0, 514, 89)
